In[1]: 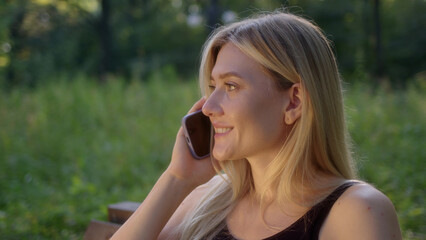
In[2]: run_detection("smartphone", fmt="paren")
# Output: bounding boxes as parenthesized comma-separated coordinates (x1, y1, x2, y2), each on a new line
(181, 110, 212, 159)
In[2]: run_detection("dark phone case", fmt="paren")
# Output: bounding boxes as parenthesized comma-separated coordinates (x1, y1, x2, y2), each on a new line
(181, 110, 211, 159)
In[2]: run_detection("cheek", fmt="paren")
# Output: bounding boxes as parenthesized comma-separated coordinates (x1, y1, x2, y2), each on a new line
(246, 115, 284, 141)
(241, 98, 286, 141)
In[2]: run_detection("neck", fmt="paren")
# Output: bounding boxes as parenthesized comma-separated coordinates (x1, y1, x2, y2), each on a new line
(245, 154, 342, 203)
(244, 138, 288, 200)
(242, 158, 309, 218)
(245, 156, 274, 201)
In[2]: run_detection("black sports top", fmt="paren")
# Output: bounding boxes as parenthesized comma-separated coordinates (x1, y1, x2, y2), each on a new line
(212, 181, 359, 240)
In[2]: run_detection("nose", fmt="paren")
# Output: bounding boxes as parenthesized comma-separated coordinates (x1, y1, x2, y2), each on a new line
(202, 90, 223, 117)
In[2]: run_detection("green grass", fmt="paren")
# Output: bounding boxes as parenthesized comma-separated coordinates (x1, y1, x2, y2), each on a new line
(345, 80, 426, 239)
(0, 76, 424, 239)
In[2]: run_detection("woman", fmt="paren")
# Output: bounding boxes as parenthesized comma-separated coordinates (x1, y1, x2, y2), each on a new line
(111, 11, 402, 240)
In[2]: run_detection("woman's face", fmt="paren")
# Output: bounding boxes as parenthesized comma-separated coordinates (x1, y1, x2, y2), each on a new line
(202, 43, 290, 162)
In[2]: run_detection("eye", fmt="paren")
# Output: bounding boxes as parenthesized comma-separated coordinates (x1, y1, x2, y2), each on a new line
(225, 83, 237, 91)
(208, 84, 216, 91)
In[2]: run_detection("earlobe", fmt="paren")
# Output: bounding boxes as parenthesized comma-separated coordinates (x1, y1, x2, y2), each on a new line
(284, 83, 303, 125)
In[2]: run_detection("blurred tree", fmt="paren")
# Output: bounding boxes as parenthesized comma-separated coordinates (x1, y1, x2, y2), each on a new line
(2, 0, 29, 87)
(282, 0, 425, 85)
(0, 0, 424, 87)
(107, 0, 207, 80)
(373, 0, 383, 81)
(98, 0, 114, 81)
(0, 0, 101, 87)
(206, 0, 222, 32)
(381, 0, 426, 85)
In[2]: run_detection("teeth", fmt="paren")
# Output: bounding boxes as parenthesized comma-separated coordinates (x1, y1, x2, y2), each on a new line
(215, 128, 232, 134)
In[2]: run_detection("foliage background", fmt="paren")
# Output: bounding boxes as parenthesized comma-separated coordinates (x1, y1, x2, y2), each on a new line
(0, 0, 425, 239)
(1, 0, 425, 86)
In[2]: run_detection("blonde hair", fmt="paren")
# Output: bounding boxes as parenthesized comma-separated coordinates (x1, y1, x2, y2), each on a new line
(177, 11, 356, 240)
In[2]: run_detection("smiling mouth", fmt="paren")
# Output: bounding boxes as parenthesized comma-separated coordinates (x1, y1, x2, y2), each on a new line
(214, 127, 232, 134)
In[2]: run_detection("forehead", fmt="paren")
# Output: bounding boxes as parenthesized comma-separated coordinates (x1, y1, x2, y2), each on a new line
(211, 43, 268, 83)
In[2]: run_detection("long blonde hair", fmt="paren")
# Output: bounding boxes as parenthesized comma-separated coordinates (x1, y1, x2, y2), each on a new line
(177, 11, 356, 240)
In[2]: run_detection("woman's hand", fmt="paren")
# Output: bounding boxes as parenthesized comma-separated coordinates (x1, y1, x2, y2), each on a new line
(110, 98, 217, 240)
(166, 97, 217, 189)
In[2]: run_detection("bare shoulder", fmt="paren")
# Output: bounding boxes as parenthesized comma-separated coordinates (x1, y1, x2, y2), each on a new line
(158, 175, 225, 239)
(320, 181, 402, 240)
(175, 175, 224, 210)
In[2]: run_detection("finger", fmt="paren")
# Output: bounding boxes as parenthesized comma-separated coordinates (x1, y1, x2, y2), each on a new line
(176, 126, 184, 137)
(187, 97, 206, 114)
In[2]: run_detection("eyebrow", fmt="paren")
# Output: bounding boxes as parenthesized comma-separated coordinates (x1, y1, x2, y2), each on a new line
(210, 71, 244, 81)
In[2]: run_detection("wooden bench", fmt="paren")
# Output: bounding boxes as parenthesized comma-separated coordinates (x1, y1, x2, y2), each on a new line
(83, 201, 140, 240)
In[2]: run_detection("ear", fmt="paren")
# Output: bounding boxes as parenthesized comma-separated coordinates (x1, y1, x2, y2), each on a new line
(284, 83, 303, 125)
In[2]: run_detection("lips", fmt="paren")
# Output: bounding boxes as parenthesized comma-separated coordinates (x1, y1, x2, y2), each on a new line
(211, 121, 233, 136)
(214, 127, 232, 134)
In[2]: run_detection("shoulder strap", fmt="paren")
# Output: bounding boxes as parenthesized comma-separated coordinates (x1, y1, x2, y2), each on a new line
(307, 181, 360, 239)
(213, 181, 360, 240)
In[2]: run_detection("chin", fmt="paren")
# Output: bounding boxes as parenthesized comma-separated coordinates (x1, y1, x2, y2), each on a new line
(212, 150, 231, 161)
(212, 153, 227, 161)
(212, 150, 241, 162)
